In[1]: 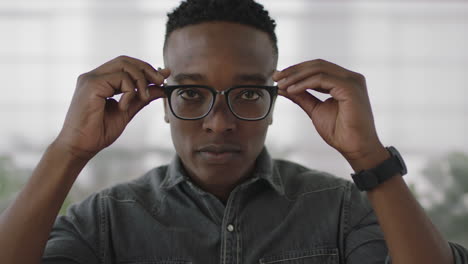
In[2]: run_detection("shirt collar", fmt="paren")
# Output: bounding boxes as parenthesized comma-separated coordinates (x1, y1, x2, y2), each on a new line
(160, 147, 285, 196)
(160, 155, 188, 189)
(251, 147, 285, 195)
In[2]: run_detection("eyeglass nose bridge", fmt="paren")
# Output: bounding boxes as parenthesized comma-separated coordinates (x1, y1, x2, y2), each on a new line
(205, 89, 235, 119)
(207, 89, 230, 112)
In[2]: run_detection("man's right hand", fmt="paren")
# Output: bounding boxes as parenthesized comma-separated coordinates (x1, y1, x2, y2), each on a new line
(55, 56, 170, 161)
(0, 56, 170, 264)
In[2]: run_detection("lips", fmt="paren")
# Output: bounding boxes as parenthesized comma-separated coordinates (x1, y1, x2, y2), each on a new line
(197, 144, 241, 153)
(196, 144, 241, 163)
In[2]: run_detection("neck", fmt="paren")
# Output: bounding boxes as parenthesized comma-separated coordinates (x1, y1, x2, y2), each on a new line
(183, 162, 256, 204)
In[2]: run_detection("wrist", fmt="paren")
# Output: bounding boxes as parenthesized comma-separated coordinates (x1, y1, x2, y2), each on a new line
(345, 144, 390, 172)
(49, 138, 95, 165)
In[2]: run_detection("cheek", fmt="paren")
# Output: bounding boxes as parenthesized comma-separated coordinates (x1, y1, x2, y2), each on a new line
(169, 121, 197, 154)
(243, 122, 269, 150)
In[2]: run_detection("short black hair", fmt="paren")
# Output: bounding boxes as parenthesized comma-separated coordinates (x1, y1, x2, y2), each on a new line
(164, 0, 278, 55)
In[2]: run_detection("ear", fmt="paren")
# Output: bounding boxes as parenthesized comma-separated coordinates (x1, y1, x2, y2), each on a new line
(163, 99, 170, 123)
(267, 115, 273, 125)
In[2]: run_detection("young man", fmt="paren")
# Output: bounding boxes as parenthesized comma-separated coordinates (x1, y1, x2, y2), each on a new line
(0, 0, 467, 263)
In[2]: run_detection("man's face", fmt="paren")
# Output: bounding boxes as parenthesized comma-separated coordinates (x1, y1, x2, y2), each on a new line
(163, 22, 277, 188)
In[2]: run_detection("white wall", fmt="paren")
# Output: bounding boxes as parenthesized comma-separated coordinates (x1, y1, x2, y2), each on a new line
(0, 0, 467, 203)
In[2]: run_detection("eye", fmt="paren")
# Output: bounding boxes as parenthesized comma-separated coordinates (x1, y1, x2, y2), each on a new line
(240, 89, 261, 100)
(177, 89, 201, 100)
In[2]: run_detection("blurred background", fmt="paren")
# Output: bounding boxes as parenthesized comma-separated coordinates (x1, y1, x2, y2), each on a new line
(0, 0, 467, 246)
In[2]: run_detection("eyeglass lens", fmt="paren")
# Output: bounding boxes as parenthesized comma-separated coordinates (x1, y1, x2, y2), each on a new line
(170, 86, 271, 120)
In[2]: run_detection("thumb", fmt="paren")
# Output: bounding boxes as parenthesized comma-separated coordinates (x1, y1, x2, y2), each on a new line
(278, 89, 322, 117)
(126, 85, 165, 120)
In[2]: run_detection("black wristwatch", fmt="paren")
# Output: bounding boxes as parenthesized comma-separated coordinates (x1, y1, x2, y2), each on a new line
(351, 146, 407, 191)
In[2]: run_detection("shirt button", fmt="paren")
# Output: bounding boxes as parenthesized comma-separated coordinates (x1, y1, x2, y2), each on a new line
(227, 224, 234, 232)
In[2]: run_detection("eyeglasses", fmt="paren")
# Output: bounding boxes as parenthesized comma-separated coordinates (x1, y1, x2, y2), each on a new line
(164, 85, 278, 121)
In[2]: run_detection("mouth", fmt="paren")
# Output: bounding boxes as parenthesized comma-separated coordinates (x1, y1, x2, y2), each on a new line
(196, 144, 241, 164)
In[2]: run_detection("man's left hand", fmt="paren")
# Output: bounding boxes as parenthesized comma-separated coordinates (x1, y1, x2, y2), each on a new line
(272, 59, 386, 165)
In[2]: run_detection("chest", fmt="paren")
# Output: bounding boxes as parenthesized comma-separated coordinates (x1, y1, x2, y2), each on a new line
(104, 189, 343, 264)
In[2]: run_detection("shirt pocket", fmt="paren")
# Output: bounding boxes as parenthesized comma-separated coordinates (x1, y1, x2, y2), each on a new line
(259, 248, 339, 264)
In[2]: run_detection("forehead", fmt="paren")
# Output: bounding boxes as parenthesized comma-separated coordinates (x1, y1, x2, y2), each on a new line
(164, 22, 277, 82)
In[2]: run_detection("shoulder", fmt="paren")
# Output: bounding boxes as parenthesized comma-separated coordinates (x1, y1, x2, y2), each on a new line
(62, 164, 170, 216)
(273, 159, 352, 198)
(60, 163, 171, 218)
(98, 164, 170, 206)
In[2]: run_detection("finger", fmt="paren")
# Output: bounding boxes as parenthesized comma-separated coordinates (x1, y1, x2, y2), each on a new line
(278, 89, 322, 117)
(286, 73, 356, 102)
(157, 68, 171, 79)
(100, 72, 137, 111)
(93, 56, 153, 100)
(114, 58, 169, 89)
(126, 84, 166, 119)
(119, 58, 169, 82)
(141, 67, 171, 95)
(140, 64, 166, 86)
(145, 67, 171, 88)
(116, 73, 138, 111)
(122, 64, 148, 101)
(119, 90, 137, 111)
(87, 72, 136, 99)
(147, 84, 166, 100)
(274, 59, 349, 80)
(273, 59, 351, 89)
(273, 61, 311, 81)
(93, 56, 171, 99)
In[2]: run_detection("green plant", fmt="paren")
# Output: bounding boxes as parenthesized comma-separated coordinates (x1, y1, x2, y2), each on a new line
(421, 151, 468, 247)
(0, 155, 71, 215)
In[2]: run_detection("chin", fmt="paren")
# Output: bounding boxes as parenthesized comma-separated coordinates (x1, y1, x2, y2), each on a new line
(189, 153, 253, 181)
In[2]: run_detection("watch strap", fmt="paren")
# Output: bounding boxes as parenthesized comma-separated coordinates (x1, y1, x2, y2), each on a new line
(351, 146, 407, 191)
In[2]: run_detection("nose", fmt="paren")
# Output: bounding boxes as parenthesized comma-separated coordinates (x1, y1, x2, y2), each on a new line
(202, 94, 237, 133)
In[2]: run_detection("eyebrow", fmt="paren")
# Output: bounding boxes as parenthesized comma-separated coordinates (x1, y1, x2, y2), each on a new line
(235, 73, 267, 84)
(173, 73, 205, 83)
(172, 73, 268, 84)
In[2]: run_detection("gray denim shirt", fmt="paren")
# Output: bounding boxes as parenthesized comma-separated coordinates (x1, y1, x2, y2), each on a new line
(43, 148, 468, 264)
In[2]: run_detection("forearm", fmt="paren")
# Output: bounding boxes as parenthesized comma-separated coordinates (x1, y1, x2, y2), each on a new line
(348, 148, 453, 264)
(0, 140, 89, 264)
(368, 175, 453, 264)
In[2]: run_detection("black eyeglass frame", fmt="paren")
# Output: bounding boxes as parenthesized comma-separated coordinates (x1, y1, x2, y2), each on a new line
(163, 84, 278, 121)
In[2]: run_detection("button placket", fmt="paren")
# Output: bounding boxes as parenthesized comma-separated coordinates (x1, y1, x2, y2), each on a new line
(220, 187, 243, 264)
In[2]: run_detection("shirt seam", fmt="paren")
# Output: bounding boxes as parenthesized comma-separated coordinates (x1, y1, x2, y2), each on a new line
(235, 186, 244, 264)
(221, 187, 240, 264)
(99, 193, 106, 264)
(42, 253, 91, 263)
(201, 194, 223, 224)
(344, 238, 387, 259)
(339, 181, 353, 264)
(283, 184, 347, 202)
(260, 252, 339, 264)
(101, 195, 137, 203)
